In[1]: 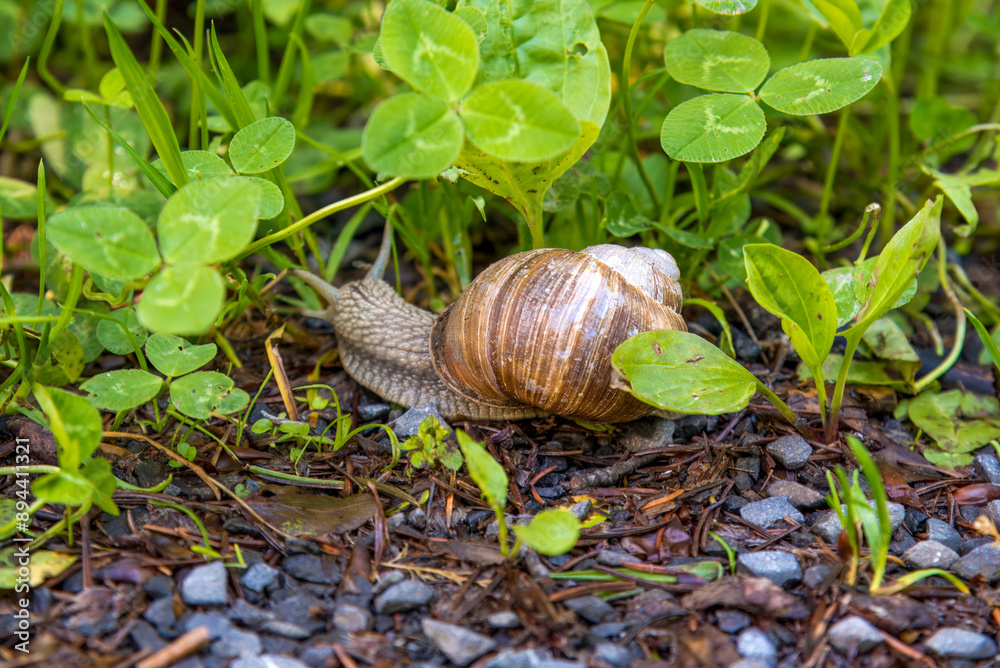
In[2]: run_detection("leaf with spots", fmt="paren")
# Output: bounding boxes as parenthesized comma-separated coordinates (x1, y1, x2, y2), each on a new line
(136, 264, 225, 335)
(47, 206, 161, 280)
(612, 330, 758, 415)
(157, 178, 259, 265)
(145, 332, 218, 377)
(665, 29, 770, 93)
(692, 0, 758, 15)
(81, 369, 164, 411)
(660, 93, 766, 163)
(229, 116, 296, 174)
(169, 371, 249, 419)
(743, 244, 836, 375)
(362, 93, 464, 178)
(96, 307, 147, 355)
(759, 57, 882, 116)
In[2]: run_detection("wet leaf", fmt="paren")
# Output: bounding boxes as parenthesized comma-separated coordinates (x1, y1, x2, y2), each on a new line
(247, 492, 376, 536)
(513, 508, 581, 556)
(759, 58, 881, 116)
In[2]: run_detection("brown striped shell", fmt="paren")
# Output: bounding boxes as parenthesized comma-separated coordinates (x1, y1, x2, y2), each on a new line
(429, 245, 686, 422)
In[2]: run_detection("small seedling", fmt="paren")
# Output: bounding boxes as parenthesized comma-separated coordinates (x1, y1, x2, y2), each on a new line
(400, 416, 460, 472)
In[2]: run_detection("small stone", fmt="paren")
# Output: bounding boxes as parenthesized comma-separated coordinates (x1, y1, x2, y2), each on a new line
(740, 496, 805, 529)
(569, 499, 592, 521)
(766, 435, 813, 470)
(593, 642, 635, 668)
(828, 616, 883, 655)
(333, 602, 372, 631)
(374, 579, 435, 613)
(260, 619, 311, 639)
(924, 518, 964, 554)
(811, 502, 905, 544)
(182, 561, 228, 606)
(617, 417, 674, 452)
(951, 544, 1000, 582)
(284, 554, 340, 585)
(393, 405, 451, 439)
(228, 599, 273, 628)
(901, 540, 959, 570)
(184, 612, 231, 638)
(596, 549, 635, 566)
(765, 481, 827, 510)
(211, 626, 262, 658)
(241, 562, 278, 593)
(143, 575, 173, 599)
(736, 551, 802, 588)
(488, 611, 521, 629)
(802, 565, 834, 589)
(737, 627, 777, 668)
(231, 655, 309, 668)
(925, 627, 998, 660)
(735, 456, 761, 480)
(143, 596, 177, 634)
(733, 472, 755, 493)
(716, 609, 751, 633)
(484, 649, 586, 668)
(374, 570, 405, 593)
(357, 396, 391, 422)
(591, 622, 627, 638)
(975, 454, 1000, 484)
(676, 414, 718, 440)
(563, 595, 614, 623)
(904, 508, 929, 534)
(422, 618, 497, 667)
(988, 502, 1000, 528)
(130, 620, 167, 652)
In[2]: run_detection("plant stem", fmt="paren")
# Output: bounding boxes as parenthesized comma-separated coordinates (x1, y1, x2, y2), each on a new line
(621, 0, 661, 210)
(753, 378, 810, 438)
(913, 239, 966, 393)
(686, 162, 709, 231)
(0, 465, 61, 476)
(816, 106, 850, 268)
(881, 77, 900, 245)
(37, 0, 65, 94)
(755, 0, 771, 41)
(251, 0, 270, 84)
(826, 331, 863, 443)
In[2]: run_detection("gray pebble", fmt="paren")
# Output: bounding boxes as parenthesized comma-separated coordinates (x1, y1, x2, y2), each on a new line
(260, 619, 311, 639)
(925, 627, 998, 660)
(241, 562, 278, 594)
(211, 626, 262, 658)
(374, 569, 405, 593)
(228, 599, 273, 628)
(422, 618, 497, 666)
(596, 549, 636, 566)
(716, 609, 751, 633)
(617, 417, 674, 452)
(901, 540, 959, 570)
(740, 496, 805, 528)
(374, 579, 435, 613)
(393, 405, 451, 439)
(484, 649, 586, 668)
(333, 602, 372, 631)
(951, 544, 1000, 582)
(810, 502, 905, 544)
(130, 620, 167, 652)
(766, 435, 812, 470)
(488, 611, 521, 629)
(182, 561, 228, 606)
(563, 595, 614, 623)
(974, 454, 1000, 484)
(184, 612, 231, 638)
(802, 565, 834, 589)
(570, 499, 592, 521)
(737, 627, 776, 668)
(143, 596, 177, 635)
(283, 554, 340, 585)
(593, 642, 636, 668)
(765, 480, 827, 510)
(828, 616, 883, 655)
(736, 551, 802, 588)
(924, 518, 965, 554)
(230, 655, 309, 668)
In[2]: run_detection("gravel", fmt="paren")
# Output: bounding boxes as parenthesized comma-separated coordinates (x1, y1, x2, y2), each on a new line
(736, 551, 803, 588)
(739, 496, 805, 528)
(901, 540, 959, 570)
(422, 619, 497, 666)
(374, 579, 435, 613)
(765, 435, 812, 470)
(488, 611, 521, 629)
(484, 649, 586, 668)
(951, 544, 1000, 582)
(924, 518, 964, 554)
(810, 502, 905, 544)
(924, 628, 998, 660)
(765, 480, 827, 510)
(241, 563, 279, 593)
(974, 454, 1000, 484)
(828, 616, 883, 655)
(182, 561, 228, 606)
(393, 405, 451, 439)
(563, 595, 614, 623)
(332, 602, 372, 631)
(716, 609, 751, 633)
(283, 554, 340, 585)
(737, 627, 776, 668)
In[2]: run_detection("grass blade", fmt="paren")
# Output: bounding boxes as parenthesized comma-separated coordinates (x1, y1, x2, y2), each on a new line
(81, 102, 176, 198)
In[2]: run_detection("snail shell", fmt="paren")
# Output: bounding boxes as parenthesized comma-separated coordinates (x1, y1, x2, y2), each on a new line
(293, 226, 685, 423)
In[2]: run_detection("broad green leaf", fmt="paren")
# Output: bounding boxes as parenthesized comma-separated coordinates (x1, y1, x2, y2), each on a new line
(603, 192, 651, 237)
(170, 371, 248, 419)
(145, 332, 218, 377)
(456, 429, 507, 513)
(454, 6, 487, 40)
(823, 258, 917, 328)
(612, 330, 758, 414)
(692, 0, 758, 14)
(743, 244, 836, 372)
(0, 176, 51, 220)
(861, 0, 912, 54)
(229, 117, 296, 174)
(152, 150, 233, 182)
(513, 508, 581, 556)
(907, 390, 1000, 469)
(96, 308, 147, 355)
(967, 310, 1000, 373)
(808, 0, 863, 49)
(455, 121, 599, 229)
(461, 80, 580, 162)
(47, 206, 161, 280)
(850, 197, 942, 334)
(660, 94, 766, 163)
(664, 30, 769, 93)
(137, 264, 226, 335)
(800, 353, 912, 392)
(33, 385, 103, 471)
(32, 472, 92, 508)
(158, 178, 259, 265)
(81, 369, 163, 412)
(305, 13, 353, 44)
(458, 0, 611, 126)
(362, 93, 464, 178)
(379, 0, 479, 100)
(910, 97, 975, 143)
(104, 14, 187, 188)
(660, 225, 716, 250)
(240, 176, 284, 220)
(930, 172, 977, 236)
(80, 457, 119, 515)
(759, 58, 882, 116)
(33, 331, 86, 387)
(861, 317, 920, 387)
(0, 548, 77, 589)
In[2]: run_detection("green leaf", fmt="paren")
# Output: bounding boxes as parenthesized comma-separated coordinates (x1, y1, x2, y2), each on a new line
(907, 390, 1000, 469)
(861, 317, 920, 387)
(33, 331, 86, 386)
(104, 14, 187, 188)
(240, 176, 285, 220)
(229, 117, 296, 174)
(664, 29, 769, 93)
(808, 0, 863, 49)
(380, 0, 479, 100)
(692, 0, 758, 14)
(862, 0, 912, 54)
(152, 150, 234, 182)
(850, 197, 942, 334)
(612, 330, 758, 415)
(33, 385, 103, 471)
(81, 369, 163, 412)
(144, 333, 217, 377)
(759, 58, 882, 116)
(967, 309, 1000, 373)
(170, 371, 249, 419)
(0, 548, 78, 589)
(158, 178, 260, 265)
(32, 472, 93, 509)
(461, 80, 580, 162)
(136, 264, 226, 335)
(925, 167, 997, 237)
(458, 0, 611, 126)
(743, 244, 836, 373)
(800, 353, 913, 393)
(910, 97, 976, 144)
(513, 508, 581, 556)
(456, 429, 507, 513)
(96, 308, 147, 355)
(80, 457, 119, 515)
(47, 206, 161, 280)
(361, 93, 463, 178)
(822, 258, 917, 328)
(0, 176, 51, 220)
(660, 94, 766, 163)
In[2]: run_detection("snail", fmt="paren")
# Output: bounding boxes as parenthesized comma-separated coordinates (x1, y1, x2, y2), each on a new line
(292, 224, 686, 423)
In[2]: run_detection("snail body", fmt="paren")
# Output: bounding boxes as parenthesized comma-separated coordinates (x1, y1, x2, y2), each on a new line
(294, 226, 685, 423)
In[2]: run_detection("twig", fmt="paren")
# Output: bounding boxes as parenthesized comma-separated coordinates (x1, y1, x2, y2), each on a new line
(136, 626, 211, 668)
